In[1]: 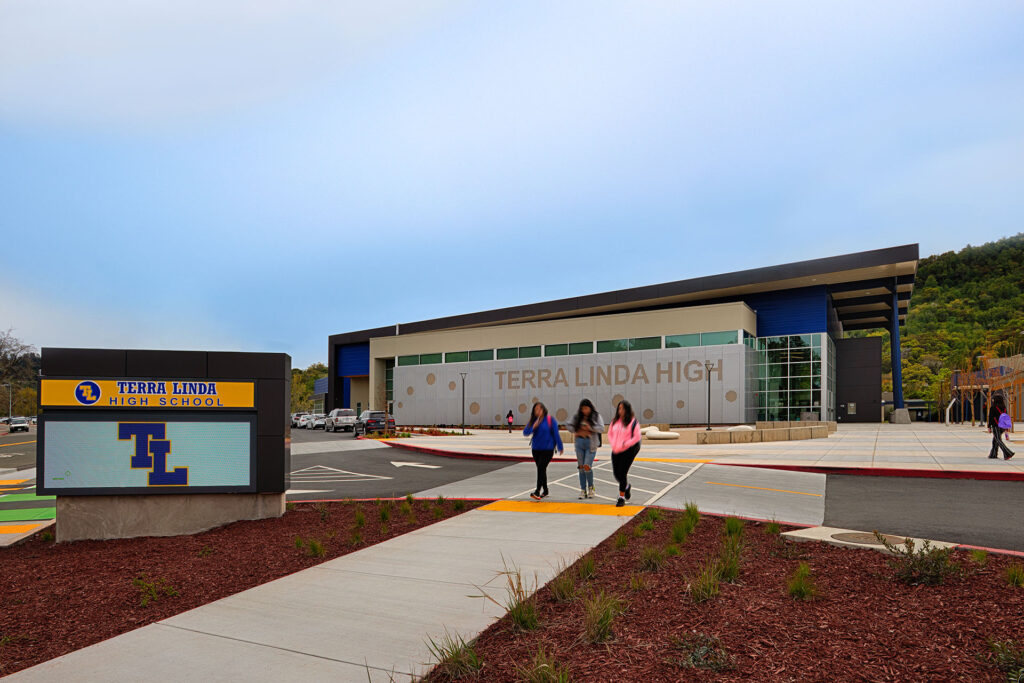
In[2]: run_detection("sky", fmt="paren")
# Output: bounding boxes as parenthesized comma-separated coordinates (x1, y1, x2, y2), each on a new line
(1, 1, 1022, 368)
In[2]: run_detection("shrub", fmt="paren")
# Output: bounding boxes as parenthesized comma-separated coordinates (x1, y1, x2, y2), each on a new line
(354, 507, 365, 528)
(982, 639, 1024, 679)
(40, 530, 54, 543)
(640, 545, 666, 572)
(285, 502, 296, 512)
(549, 560, 577, 603)
(632, 526, 646, 539)
(513, 646, 571, 683)
(453, 499, 466, 512)
(969, 549, 988, 567)
(684, 502, 700, 527)
(873, 532, 960, 586)
(689, 559, 721, 603)
(433, 505, 445, 519)
(379, 504, 392, 523)
(786, 562, 818, 600)
(671, 519, 694, 545)
(349, 532, 363, 548)
(582, 590, 624, 643)
(1007, 563, 1024, 588)
(629, 573, 648, 591)
(436, 495, 446, 505)
(197, 545, 215, 558)
(132, 574, 179, 607)
(306, 538, 326, 557)
(425, 630, 483, 679)
(399, 501, 413, 516)
(665, 543, 680, 557)
(613, 532, 628, 550)
(646, 508, 663, 523)
(637, 519, 655, 533)
(668, 632, 735, 671)
(379, 523, 389, 535)
(313, 502, 329, 522)
(474, 562, 539, 632)
(718, 535, 743, 583)
(577, 554, 596, 582)
(293, 535, 305, 549)
(406, 493, 415, 505)
(724, 516, 744, 537)
(765, 520, 781, 535)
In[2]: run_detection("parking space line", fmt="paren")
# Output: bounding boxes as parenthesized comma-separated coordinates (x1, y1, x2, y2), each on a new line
(703, 481, 823, 497)
(636, 457, 713, 464)
(630, 464, 693, 477)
(617, 472, 675, 485)
(644, 463, 704, 506)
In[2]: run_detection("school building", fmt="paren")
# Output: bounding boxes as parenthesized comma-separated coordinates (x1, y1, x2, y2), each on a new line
(327, 244, 918, 426)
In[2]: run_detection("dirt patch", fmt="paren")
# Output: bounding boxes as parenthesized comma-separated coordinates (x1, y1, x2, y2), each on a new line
(0, 498, 483, 676)
(428, 510, 1023, 681)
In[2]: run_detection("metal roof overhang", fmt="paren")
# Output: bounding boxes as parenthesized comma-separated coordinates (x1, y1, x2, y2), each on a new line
(329, 244, 919, 345)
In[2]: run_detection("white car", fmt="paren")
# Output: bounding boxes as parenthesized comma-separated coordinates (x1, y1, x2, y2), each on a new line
(311, 414, 327, 430)
(325, 408, 357, 433)
(297, 414, 315, 429)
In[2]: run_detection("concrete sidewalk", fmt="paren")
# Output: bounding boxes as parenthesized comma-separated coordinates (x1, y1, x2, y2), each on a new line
(386, 423, 1024, 476)
(9, 506, 634, 682)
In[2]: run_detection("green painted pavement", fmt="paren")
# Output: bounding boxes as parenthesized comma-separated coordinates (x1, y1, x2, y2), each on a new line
(0, 507, 56, 521)
(0, 493, 55, 503)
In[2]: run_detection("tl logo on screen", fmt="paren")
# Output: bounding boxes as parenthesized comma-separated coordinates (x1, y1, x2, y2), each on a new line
(118, 423, 189, 486)
(75, 380, 101, 405)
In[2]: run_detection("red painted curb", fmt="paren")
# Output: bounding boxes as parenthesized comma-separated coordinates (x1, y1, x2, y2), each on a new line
(381, 439, 581, 463)
(719, 462, 1024, 482)
(954, 543, 1024, 558)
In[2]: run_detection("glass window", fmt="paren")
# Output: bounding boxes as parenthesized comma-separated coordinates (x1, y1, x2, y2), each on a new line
(789, 347, 812, 363)
(790, 391, 811, 407)
(811, 334, 821, 348)
(790, 363, 811, 377)
(765, 336, 788, 350)
(665, 333, 700, 348)
(812, 362, 821, 377)
(597, 339, 628, 353)
(765, 391, 785, 407)
(385, 380, 393, 391)
(419, 353, 442, 365)
(445, 351, 468, 363)
(496, 347, 518, 360)
(791, 377, 811, 391)
(767, 349, 788, 364)
(569, 342, 593, 355)
(629, 337, 661, 351)
(469, 349, 493, 362)
(789, 334, 813, 348)
(767, 363, 787, 378)
(811, 347, 821, 361)
(812, 376, 822, 390)
(397, 355, 419, 366)
(545, 344, 568, 356)
(766, 377, 789, 392)
(518, 346, 542, 358)
(385, 367, 393, 379)
(700, 330, 738, 346)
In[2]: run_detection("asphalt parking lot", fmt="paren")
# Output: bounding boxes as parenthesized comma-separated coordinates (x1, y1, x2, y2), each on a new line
(287, 427, 514, 501)
(0, 426, 37, 472)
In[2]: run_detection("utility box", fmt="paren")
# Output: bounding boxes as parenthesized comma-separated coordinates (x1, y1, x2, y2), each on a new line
(37, 348, 290, 542)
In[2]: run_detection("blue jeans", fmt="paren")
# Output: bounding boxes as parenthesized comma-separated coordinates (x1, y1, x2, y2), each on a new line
(575, 437, 596, 489)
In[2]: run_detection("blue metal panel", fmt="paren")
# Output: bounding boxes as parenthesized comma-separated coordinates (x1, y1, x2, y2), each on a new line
(342, 377, 351, 408)
(337, 342, 370, 377)
(313, 376, 328, 395)
(744, 286, 828, 337)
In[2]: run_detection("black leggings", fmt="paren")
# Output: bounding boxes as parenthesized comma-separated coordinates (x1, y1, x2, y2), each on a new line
(532, 449, 553, 494)
(990, 426, 1015, 458)
(611, 443, 641, 494)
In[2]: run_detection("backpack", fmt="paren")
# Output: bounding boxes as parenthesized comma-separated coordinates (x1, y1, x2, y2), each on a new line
(998, 412, 1012, 430)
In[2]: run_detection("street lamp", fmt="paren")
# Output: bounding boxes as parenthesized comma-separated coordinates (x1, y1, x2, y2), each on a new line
(704, 361, 714, 431)
(459, 372, 468, 435)
(1, 383, 10, 421)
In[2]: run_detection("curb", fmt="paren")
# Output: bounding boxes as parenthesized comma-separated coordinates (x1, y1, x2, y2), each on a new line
(381, 439, 581, 463)
(719, 462, 1024, 482)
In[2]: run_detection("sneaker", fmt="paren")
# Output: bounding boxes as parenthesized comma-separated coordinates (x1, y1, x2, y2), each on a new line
(541, 490, 549, 498)
(624, 483, 632, 501)
(1006, 452, 1015, 460)
(589, 485, 596, 498)
(615, 497, 625, 507)
(530, 492, 541, 501)
(579, 489, 588, 499)
(989, 454, 999, 459)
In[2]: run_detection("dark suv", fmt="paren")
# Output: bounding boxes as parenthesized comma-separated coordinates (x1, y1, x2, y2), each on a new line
(353, 411, 396, 437)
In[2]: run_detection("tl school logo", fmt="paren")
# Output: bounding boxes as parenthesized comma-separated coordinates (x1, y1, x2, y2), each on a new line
(75, 380, 101, 405)
(119, 422, 189, 486)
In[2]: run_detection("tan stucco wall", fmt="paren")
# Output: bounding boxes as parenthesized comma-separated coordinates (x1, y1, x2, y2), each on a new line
(349, 377, 369, 413)
(367, 302, 755, 408)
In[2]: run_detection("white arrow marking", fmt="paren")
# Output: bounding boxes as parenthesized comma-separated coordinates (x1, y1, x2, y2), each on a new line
(390, 461, 441, 469)
(285, 489, 333, 496)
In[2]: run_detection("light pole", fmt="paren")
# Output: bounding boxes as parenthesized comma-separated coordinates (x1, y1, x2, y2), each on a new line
(704, 360, 714, 431)
(1, 383, 10, 421)
(459, 372, 468, 435)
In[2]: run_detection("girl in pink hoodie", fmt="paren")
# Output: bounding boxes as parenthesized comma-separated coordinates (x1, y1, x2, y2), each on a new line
(608, 399, 642, 507)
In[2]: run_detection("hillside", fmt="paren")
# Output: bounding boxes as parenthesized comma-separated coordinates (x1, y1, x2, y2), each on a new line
(856, 233, 1024, 403)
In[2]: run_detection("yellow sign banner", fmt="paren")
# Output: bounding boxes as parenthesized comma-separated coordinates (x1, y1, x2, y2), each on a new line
(41, 379, 255, 409)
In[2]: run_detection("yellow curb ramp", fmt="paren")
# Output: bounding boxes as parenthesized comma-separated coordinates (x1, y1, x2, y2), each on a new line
(0, 522, 46, 534)
(480, 500, 643, 516)
(0, 479, 29, 486)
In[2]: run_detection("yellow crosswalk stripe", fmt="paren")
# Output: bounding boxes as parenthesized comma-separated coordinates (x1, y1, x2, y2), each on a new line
(481, 500, 643, 516)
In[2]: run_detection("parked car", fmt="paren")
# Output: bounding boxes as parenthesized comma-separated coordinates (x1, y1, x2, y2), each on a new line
(297, 414, 315, 429)
(310, 414, 326, 430)
(9, 417, 29, 433)
(353, 411, 396, 437)
(290, 412, 309, 428)
(325, 408, 357, 433)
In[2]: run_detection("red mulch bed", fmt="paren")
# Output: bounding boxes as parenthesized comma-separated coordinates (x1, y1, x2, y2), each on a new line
(0, 498, 483, 676)
(431, 511, 1024, 682)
